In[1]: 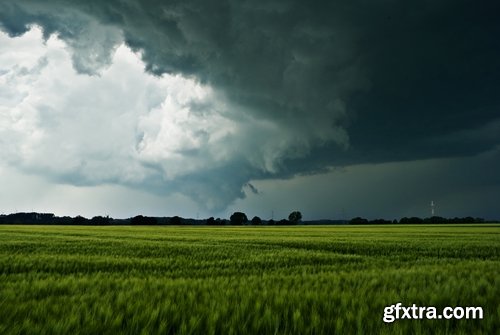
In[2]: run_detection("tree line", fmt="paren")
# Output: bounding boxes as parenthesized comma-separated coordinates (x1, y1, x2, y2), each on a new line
(0, 211, 489, 225)
(349, 216, 485, 225)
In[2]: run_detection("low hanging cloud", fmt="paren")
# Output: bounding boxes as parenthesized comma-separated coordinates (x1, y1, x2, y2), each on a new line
(1, 0, 500, 212)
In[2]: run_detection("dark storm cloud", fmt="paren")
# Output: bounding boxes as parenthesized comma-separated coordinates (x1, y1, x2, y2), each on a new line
(0, 2, 123, 74)
(1, 0, 499, 210)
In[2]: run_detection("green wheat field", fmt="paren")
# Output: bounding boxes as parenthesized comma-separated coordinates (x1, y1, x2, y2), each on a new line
(0, 224, 499, 334)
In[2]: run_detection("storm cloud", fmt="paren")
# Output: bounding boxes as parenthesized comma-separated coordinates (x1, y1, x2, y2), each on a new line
(1, 0, 499, 215)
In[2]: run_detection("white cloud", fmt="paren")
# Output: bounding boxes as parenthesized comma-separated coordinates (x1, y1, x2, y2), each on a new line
(1, 26, 347, 212)
(0, 27, 235, 190)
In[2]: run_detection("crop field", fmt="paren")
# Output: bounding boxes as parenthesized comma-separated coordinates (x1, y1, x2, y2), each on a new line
(0, 224, 499, 334)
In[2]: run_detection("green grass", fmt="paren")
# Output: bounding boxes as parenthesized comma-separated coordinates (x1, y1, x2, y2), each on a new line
(0, 224, 499, 334)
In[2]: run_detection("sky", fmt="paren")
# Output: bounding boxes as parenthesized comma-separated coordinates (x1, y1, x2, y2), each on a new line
(0, 0, 499, 220)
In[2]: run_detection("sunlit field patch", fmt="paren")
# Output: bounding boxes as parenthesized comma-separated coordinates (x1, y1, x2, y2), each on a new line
(0, 225, 498, 334)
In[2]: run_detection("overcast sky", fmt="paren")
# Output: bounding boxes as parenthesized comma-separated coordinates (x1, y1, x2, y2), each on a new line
(1, 1, 499, 220)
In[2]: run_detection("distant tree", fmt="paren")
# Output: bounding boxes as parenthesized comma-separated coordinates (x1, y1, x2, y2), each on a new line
(131, 215, 157, 225)
(410, 217, 424, 224)
(230, 212, 248, 225)
(251, 216, 262, 225)
(73, 215, 89, 225)
(169, 216, 183, 225)
(277, 219, 290, 225)
(131, 215, 144, 225)
(206, 217, 216, 225)
(349, 217, 368, 225)
(267, 219, 275, 225)
(400, 217, 423, 224)
(56, 216, 73, 225)
(369, 219, 392, 225)
(90, 216, 111, 225)
(425, 216, 446, 224)
(288, 211, 302, 224)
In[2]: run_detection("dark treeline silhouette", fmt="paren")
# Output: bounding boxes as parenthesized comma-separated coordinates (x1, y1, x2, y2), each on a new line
(349, 216, 486, 225)
(230, 212, 248, 225)
(0, 211, 491, 226)
(131, 215, 158, 225)
(0, 213, 119, 225)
